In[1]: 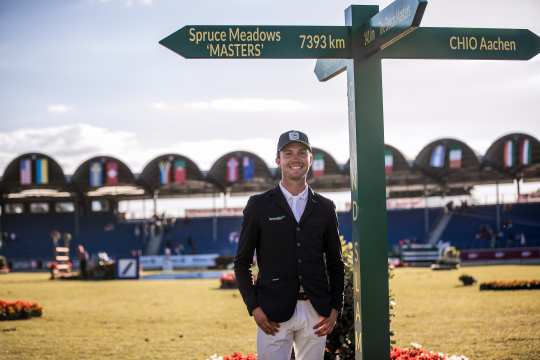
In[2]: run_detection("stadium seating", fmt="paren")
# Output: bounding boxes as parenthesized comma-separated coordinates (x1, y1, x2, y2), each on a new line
(3, 202, 537, 265)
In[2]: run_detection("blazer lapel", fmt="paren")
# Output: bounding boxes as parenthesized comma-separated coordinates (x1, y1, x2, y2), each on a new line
(270, 186, 295, 222)
(299, 187, 317, 225)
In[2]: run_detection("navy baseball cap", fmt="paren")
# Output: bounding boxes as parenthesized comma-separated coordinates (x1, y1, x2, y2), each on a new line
(277, 130, 312, 154)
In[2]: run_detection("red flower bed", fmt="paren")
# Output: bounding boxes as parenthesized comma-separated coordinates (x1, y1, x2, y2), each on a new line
(391, 347, 446, 360)
(0, 299, 43, 321)
(223, 352, 256, 360)
(209, 347, 467, 360)
(479, 279, 540, 290)
(220, 271, 238, 289)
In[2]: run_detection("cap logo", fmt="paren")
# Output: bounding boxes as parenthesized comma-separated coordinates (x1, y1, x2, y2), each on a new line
(289, 131, 300, 141)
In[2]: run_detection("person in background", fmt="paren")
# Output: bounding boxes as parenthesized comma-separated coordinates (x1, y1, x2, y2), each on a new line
(77, 244, 89, 279)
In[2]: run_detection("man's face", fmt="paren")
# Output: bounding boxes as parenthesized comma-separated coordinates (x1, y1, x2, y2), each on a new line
(276, 142, 312, 182)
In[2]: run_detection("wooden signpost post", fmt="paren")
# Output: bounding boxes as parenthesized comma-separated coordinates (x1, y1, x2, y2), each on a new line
(160, 1, 540, 358)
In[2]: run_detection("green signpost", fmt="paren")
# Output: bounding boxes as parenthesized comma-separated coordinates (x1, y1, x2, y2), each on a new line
(160, 1, 540, 358)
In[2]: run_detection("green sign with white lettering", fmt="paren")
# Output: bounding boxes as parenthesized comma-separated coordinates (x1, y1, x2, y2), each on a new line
(159, 26, 351, 59)
(383, 27, 540, 60)
(160, 0, 539, 358)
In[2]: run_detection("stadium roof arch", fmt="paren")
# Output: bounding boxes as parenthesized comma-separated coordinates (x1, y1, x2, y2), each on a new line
(413, 138, 485, 196)
(207, 151, 275, 193)
(71, 155, 144, 198)
(0, 152, 71, 199)
(483, 133, 540, 182)
(344, 145, 435, 198)
(139, 153, 218, 196)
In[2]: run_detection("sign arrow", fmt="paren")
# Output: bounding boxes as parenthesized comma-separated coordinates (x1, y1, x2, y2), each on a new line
(159, 26, 351, 59)
(382, 27, 540, 60)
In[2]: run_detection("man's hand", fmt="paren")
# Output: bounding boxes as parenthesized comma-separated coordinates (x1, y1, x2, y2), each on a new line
(253, 307, 280, 336)
(313, 308, 338, 337)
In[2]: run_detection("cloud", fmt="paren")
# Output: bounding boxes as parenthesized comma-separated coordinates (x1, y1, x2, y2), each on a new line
(97, 0, 154, 6)
(0, 124, 139, 174)
(151, 98, 310, 113)
(47, 104, 72, 114)
(0, 124, 279, 176)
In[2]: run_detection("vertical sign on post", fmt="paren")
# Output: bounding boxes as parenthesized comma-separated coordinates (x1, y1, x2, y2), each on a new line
(160, 1, 540, 357)
(346, 5, 391, 358)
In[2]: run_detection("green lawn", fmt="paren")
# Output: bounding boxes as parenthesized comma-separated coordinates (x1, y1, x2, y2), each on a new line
(1, 265, 539, 360)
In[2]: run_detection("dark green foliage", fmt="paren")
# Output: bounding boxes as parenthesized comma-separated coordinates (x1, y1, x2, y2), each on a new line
(324, 239, 394, 359)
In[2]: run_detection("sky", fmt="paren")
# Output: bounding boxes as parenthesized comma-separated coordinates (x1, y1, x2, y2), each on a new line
(1, 0, 539, 179)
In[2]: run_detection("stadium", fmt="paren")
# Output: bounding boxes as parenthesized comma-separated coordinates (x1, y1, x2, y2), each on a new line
(1, 133, 540, 268)
(1, 133, 540, 359)
(2, 0, 540, 359)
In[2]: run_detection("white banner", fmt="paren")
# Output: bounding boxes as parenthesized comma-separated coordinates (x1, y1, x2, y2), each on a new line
(139, 254, 219, 269)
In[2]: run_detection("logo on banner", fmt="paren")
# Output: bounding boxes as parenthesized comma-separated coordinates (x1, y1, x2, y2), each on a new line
(288, 131, 299, 141)
(116, 258, 139, 279)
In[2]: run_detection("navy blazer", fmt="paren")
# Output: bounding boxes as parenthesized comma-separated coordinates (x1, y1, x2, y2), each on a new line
(234, 185, 345, 323)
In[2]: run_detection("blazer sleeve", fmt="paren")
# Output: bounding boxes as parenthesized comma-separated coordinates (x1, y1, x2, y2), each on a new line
(324, 201, 345, 313)
(233, 196, 260, 315)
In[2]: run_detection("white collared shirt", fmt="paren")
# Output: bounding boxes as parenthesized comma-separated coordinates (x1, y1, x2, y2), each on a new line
(279, 182, 308, 223)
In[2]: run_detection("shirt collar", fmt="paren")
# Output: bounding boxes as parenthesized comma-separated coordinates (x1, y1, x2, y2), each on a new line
(279, 182, 308, 200)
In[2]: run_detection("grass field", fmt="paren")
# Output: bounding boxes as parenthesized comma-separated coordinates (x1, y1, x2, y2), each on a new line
(1, 265, 539, 360)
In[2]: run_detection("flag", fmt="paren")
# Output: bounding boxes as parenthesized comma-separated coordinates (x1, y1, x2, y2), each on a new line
(449, 147, 462, 169)
(106, 161, 118, 186)
(430, 145, 445, 168)
(89, 161, 103, 187)
(504, 140, 514, 168)
(312, 153, 325, 177)
(226, 157, 239, 183)
(384, 149, 393, 175)
(174, 159, 187, 184)
(20, 159, 32, 185)
(35, 158, 49, 184)
(158, 160, 171, 185)
(520, 139, 531, 166)
(242, 156, 254, 181)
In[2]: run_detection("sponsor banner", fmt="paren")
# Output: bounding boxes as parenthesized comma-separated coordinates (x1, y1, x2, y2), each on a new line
(139, 254, 219, 269)
(461, 247, 540, 261)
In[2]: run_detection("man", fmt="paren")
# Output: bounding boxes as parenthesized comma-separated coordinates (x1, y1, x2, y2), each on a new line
(234, 130, 345, 360)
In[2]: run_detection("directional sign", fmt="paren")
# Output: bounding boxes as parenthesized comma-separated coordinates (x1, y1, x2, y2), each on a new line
(159, 26, 351, 59)
(314, 58, 349, 82)
(358, 0, 427, 56)
(382, 27, 540, 60)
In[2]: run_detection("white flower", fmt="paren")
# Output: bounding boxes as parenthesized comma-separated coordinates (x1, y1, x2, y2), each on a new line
(206, 354, 223, 360)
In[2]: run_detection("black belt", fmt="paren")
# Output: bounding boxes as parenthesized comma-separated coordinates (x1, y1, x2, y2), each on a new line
(298, 292, 308, 300)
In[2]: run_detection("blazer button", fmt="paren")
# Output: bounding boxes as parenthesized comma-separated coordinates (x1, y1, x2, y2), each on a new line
(297, 259, 302, 264)
(297, 242, 301, 247)
(298, 275, 303, 280)
(296, 226, 301, 231)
